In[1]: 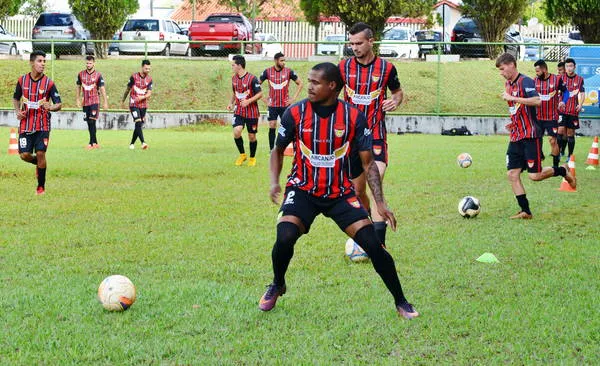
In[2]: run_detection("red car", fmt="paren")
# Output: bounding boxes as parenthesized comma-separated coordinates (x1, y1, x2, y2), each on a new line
(188, 13, 260, 56)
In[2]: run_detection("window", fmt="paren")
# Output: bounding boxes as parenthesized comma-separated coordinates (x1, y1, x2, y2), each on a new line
(36, 13, 73, 26)
(123, 20, 159, 32)
(384, 29, 408, 41)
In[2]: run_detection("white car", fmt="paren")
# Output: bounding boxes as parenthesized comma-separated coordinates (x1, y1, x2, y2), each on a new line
(317, 34, 346, 55)
(0, 24, 32, 55)
(254, 33, 283, 57)
(379, 26, 419, 59)
(561, 30, 584, 45)
(119, 18, 189, 56)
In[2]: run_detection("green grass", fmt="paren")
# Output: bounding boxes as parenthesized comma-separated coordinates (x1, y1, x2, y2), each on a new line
(0, 126, 599, 364)
(0, 58, 539, 115)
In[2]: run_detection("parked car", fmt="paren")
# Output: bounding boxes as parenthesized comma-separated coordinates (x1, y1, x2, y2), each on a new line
(119, 18, 189, 56)
(0, 24, 32, 55)
(32, 12, 93, 56)
(254, 32, 283, 57)
(379, 26, 419, 58)
(450, 17, 524, 59)
(188, 13, 255, 56)
(414, 30, 450, 58)
(523, 37, 542, 61)
(561, 30, 584, 45)
(317, 34, 346, 55)
(108, 32, 119, 54)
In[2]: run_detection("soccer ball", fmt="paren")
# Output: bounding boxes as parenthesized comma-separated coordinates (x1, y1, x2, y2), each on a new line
(345, 238, 369, 263)
(458, 196, 481, 218)
(457, 153, 472, 168)
(97, 275, 136, 311)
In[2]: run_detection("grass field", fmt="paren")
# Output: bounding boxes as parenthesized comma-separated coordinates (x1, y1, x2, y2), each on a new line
(0, 58, 540, 115)
(0, 126, 599, 364)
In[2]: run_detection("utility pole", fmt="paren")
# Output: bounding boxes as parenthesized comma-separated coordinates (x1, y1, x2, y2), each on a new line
(150, 0, 154, 17)
(192, 0, 196, 21)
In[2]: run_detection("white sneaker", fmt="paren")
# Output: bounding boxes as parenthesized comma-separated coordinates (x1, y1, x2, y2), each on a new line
(129, 144, 135, 150)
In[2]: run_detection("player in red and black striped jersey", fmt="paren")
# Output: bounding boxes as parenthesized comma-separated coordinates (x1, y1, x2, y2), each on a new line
(339, 22, 403, 247)
(497, 53, 575, 219)
(76, 55, 108, 150)
(259, 62, 419, 320)
(259, 52, 303, 151)
(12, 51, 62, 195)
(227, 55, 263, 166)
(122, 59, 152, 150)
(559, 58, 586, 161)
(533, 59, 569, 167)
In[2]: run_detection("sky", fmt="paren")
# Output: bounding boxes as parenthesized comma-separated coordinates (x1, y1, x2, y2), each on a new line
(45, 0, 183, 17)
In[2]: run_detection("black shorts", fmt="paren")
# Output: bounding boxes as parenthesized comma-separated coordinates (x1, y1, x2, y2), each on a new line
(506, 138, 542, 173)
(130, 107, 147, 123)
(83, 104, 99, 121)
(279, 186, 369, 234)
(349, 139, 387, 179)
(232, 115, 258, 133)
(538, 120, 558, 137)
(559, 114, 579, 130)
(18, 131, 50, 153)
(267, 106, 287, 122)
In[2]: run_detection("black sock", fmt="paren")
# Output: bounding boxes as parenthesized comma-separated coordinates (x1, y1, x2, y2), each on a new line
(37, 167, 46, 188)
(515, 194, 531, 215)
(130, 128, 138, 145)
(373, 221, 387, 247)
(234, 137, 245, 154)
(567, 136, 575, 157)
(250, 140, 257, 158)
(558, 135, 566, 155)
(539, 138, 545, 160)
(30, 156, 38, 165)
(272, 222, 301, 286)
(268, 127, 276, 151)
(136, 123, 145, 143)
(552, 154, 560, 168)
(88, 120, 97, 144)
(354, 225, 408, 306)
(552, 166, 567, 177)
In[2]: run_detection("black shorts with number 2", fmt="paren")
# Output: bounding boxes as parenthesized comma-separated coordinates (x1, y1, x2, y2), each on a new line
(506, 138, 542, 173)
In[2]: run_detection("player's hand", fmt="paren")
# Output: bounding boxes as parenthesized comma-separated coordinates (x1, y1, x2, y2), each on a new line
(505, 123, 514, 132)
(240, 99, 250, 108)
(226, 104, 233, 111)
(375, 202, 397, 231)
(381, 98, 398, 112)
(285, 98, 293, 107)
(558, 102, 566, 112)
(136, 96, 144, 103)
(120, 101, 126, 109)
(40, 100, 51, 110)
(103, 103, 109, 110)
(501, 92, 514, 102)
(270, 183, 281, 205)
(576, 104, 583, 112)
(16, 110, 26, 120)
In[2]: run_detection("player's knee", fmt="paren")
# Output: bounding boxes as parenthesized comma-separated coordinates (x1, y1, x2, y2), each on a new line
(248, 134, 257, 142)
(19, 152, 31, 161)
(275, 221, 301, 247)
(506, 170, 518, 181)
(528, 173, 543, 181)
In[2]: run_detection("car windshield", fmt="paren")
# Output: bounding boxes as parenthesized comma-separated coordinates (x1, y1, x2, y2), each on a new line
(383, 29, 408, 41)
(569, 32, 582, 40)
(123, 20, 159, 32)
(205, 15, 244, 24)
(326, 35, 345, 42)
(415, 31, 440, 41)
(36, 14, 73, 26)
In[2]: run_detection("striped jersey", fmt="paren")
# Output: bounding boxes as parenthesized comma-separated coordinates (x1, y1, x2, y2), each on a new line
(561, 73, 585, 116)
(534, 73, 566, 121)
(276, 99, 371, 198)
(260, 66, 298, 107)
(339, 56, 401, 140)
(128, 73, 153, 109)
(232, 72, 261, 118)
(13, 73, 61, 133)
(505, 74, 539, 142)
(77, 69, 104, 106)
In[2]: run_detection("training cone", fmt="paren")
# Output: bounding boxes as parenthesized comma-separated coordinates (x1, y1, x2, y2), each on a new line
(284, 143, 294, 157)
(585, 136, 598, 170)
(8, 128, 18, 155)
(559, 155, 576, 192)
(476, 253, 499, 263)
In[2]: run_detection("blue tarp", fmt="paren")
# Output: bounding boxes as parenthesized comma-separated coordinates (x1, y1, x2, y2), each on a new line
(569, 46, 600, 117)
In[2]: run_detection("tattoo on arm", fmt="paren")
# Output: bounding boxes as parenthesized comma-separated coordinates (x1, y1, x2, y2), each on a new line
(366, 161, 384, 203)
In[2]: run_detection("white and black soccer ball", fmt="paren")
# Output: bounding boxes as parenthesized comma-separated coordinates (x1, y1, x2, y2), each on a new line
(458, 196, 481, 218)
(97, 275, 136, 311)
(457, 153, 472, 168)
(344, 238, 369, 263)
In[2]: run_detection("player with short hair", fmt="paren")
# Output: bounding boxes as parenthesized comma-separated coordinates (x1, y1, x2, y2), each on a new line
(259, 52, 303, 151)
(122, 59, 152, 150)
(559, 58, 585, 161)
(496, 53, 575, 219)
(227, 55, 263, 166)
(339, 22, 403, 247)
(259, 62, 418, 320)
(12, 50, 62, 195)
(557, 61, 565, 76)
(533, 59, 569, 167)
(556, 61, 566, 156)
(76, 55, 108, 149)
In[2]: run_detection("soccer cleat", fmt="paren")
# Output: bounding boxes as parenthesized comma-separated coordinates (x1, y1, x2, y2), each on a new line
(259, 283, 286, 311)
(247, 157, 257, 167)
(509, 211, 533, 219)
(396, 302, 419, 320)
(141, 143, 148, 150)
(36, 186, 45, 195)
(562, 164, 576, 189)
(86, 144, 94, 150)
(235, 153, 247, 166)
(93, 143, 100, 149)
(129, 144, 135, 150)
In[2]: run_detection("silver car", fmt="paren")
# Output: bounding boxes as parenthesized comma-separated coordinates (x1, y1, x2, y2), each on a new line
(32, 12, 93, 57)
(0, 24, 32, 55)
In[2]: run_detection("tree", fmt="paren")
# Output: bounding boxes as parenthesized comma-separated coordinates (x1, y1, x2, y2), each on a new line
(20, 0, 47, 18)
(69, 0, 138, 58)
(0, 0, 24, 19)
(299, 0, 326, 53)
(545, 0, 600, 43)
(460, 0, 528, 58)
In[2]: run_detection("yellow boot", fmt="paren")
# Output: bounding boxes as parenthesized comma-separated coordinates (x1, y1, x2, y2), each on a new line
(235, 153, 247, 166)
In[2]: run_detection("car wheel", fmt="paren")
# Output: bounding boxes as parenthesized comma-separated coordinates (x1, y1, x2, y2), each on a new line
(9, 44, 17, 55)
(185, 47, 191, 57)
(80, 43, 87, 56)
(162, 44, 170, 56)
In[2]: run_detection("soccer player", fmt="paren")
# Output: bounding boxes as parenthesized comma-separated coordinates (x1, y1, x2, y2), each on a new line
(227, 55, 263, 166)
(259, 52, 303, 151)
(533, 59, 569, 168)
(556, 61, 566, 156)
(121, 59, 152, 150)
(496, 53, 576, 219)
(12, 50, 62, 195)
(339, 22, 403, 247)
(76, 55, 108, 149)
(558, 58, 585, 161)
(259, 62, 418, 320)
(557, 61, 565, 76)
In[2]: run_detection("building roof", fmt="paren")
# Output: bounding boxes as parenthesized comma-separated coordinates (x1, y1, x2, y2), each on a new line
(433, 0, 461, 10)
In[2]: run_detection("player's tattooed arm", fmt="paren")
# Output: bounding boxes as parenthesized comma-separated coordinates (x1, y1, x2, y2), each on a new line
(366, 160, 384, 203)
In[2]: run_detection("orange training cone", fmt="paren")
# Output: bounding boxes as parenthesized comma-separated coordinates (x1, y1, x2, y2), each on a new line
(559, 155, 576, 192)
(284, 143, 294, 157)
(8, 128, 18, 155)
(585, 136, 598, 170)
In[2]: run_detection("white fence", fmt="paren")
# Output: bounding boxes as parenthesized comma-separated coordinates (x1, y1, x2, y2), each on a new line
(3, 15, 36, 38)
(518, 24, 578, 43)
